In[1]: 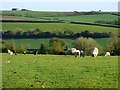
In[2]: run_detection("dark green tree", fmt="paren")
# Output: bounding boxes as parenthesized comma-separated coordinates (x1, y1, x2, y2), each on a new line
(39, 43, 46, 54)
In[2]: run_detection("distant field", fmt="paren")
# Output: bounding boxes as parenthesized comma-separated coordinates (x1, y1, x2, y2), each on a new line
(1, 10, 65, 18)
(3, 38, 110, 49)
(2, 22, 118, 33)
(1, 11, 118, 22)
(2, 54, 118, 88)
(45, 14, 118, 23)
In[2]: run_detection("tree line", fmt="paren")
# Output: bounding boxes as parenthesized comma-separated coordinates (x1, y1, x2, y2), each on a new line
(1, 29, 111, 39)
(64, 11, 112, 16)
(2, 35, 119, 56)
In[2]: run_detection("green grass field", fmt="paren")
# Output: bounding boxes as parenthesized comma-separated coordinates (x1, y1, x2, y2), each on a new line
(2, 54, 118, 88)
(3, 38, 110, 49)
(2, 22, 118, 33)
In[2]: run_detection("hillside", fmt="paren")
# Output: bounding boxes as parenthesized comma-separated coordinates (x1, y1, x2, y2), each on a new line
(1, 11, 118, 25)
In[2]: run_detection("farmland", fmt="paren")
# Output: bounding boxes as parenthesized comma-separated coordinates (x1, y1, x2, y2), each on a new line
(1, 11, 118, 22)
(1, 10, 119, 89)
(1, 11, 119, 33)
(2, 54, 118, 88)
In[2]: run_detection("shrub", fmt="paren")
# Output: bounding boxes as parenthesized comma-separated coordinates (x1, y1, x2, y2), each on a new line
(49, 37, 65, 54)
(5, 40, 17, 53)
(17, 44, 27, 53)
(105, 33, 120, 55)
(74, 37, 100, 55)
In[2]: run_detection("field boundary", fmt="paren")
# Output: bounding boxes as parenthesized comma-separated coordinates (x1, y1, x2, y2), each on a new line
(70, 21, 120, 28)
(1, 20, 119, 28)
(0, 20, 65, 23)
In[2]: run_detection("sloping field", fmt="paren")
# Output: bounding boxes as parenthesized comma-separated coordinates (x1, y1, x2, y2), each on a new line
(2, 54, 118, 88)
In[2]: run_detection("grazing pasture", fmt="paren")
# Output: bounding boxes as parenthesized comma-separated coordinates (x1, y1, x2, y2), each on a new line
(2, 53, 118, 88)
(1, 22, 118, 33)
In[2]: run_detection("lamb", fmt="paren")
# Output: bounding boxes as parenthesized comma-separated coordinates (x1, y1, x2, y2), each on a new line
(7, 50, 13, 55)
(105, 52, 110, 56)
(66, 48, 76, 55)
(70, 48, 77, 54)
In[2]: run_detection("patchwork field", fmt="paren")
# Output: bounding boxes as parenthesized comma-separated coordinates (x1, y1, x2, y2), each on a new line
(2, 54, 118, 88)
(1, 11, 118, 22)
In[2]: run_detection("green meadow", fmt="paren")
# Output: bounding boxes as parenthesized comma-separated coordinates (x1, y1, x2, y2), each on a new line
(2, 22, 118, 33)
(2, 54, 118, 88)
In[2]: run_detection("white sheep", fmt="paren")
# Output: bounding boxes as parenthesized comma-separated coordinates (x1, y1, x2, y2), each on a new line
(105, 52, 110, 56)
(92, 47, 98, 57)
(70, 48, 77, 54)
(7, 50, 11, 53)
(66, 48, 76, 55)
